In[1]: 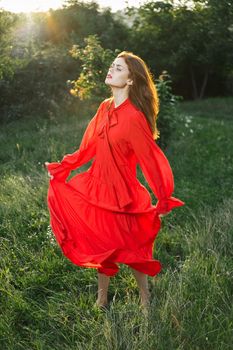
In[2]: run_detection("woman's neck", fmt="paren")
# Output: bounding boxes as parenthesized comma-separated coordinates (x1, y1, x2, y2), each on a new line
(111, 88, 129, 108)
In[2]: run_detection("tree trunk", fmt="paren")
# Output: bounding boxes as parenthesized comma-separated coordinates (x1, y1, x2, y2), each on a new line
(190, 67, 198, 100)
(199, 70, 209, 99)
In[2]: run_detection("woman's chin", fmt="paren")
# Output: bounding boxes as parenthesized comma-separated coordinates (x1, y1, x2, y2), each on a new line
(105, 80, 113, 86)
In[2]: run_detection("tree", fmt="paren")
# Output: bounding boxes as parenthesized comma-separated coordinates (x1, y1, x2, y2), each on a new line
(171, 0, 233, 99)
(126, 0, 233, 99)
(68, 34, 120, 102)
(0, 9, 24, 80)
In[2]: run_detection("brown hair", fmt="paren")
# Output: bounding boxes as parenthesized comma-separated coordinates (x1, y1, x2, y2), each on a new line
(108, 51, 160, 140)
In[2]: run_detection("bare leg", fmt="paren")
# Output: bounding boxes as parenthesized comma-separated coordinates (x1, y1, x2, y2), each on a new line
(131, 268, 151, 308)
(95, 272, 110, 307)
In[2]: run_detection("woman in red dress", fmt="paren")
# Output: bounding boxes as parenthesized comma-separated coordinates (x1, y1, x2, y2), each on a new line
(44, 51, 184, 311)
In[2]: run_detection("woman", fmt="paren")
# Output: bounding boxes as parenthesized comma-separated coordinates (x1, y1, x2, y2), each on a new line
(44, 51, 184, 311)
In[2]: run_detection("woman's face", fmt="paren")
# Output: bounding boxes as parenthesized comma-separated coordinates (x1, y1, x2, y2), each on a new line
(105, 57, 131, 88)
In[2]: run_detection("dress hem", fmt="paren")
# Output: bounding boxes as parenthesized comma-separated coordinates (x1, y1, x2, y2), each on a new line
(59, 240, 162, 277)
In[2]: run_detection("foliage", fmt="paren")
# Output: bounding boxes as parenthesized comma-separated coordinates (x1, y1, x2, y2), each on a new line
(156, 71, 183, 148)
(0, 9, 27, 80)
(126, 0, 233, 99)
(37, 1, 130, 50)
(1, 0, 233, 126)
(0, 2, 130, 122)
(0, 42, 77, 122)
(68, 34, 120, 103)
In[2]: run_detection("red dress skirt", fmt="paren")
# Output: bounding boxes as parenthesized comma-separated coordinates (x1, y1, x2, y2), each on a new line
(46, 97, 184, 276)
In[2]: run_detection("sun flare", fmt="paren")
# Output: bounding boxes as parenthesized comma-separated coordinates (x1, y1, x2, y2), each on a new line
(0, 0, 193, 13)
(0, 0, 150, 14)
(0, 0, 65, 13)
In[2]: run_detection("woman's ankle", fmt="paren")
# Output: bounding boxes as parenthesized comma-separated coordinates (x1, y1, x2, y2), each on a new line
(140, 289, 151, 305)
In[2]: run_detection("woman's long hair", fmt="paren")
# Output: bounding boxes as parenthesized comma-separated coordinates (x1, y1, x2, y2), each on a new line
(109, 51, 160, 140)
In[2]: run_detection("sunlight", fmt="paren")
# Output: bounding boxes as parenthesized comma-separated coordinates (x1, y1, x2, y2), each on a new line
(0, 0, 65, 13)
(0, 0, 193, 14)
(0, 0, 147, 14)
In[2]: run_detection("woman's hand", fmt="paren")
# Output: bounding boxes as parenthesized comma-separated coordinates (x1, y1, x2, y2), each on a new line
(44, 162, 54, 180)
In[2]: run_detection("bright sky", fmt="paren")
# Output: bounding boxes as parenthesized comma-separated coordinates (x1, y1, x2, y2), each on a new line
(0, 0, 146, 13)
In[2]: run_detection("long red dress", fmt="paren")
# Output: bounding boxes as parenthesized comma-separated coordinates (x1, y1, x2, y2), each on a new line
(45, 97, 184, 276)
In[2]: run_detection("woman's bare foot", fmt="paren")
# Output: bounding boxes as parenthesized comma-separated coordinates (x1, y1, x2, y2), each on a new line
(95, 298, 108, 307)
(94, 299, 109, 311)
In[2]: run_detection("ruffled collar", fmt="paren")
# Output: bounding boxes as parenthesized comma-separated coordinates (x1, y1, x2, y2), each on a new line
(97, 97, 131, 139)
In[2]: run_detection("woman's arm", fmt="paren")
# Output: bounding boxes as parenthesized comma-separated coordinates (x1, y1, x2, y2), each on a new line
(127, 111, 185, 215)
(45, 100, 105, 181)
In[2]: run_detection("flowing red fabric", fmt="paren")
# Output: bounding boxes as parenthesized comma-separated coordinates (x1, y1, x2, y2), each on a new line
(45, 97, 185, 276)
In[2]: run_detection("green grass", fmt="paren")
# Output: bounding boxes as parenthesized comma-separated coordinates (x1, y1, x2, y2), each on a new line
(0, 97, 232, 349)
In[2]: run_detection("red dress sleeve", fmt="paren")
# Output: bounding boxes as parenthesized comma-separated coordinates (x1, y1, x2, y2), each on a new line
(128, 111, 185, 215)
(45, 101, 105, 181)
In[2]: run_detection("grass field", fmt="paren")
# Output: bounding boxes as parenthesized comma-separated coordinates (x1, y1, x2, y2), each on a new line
(0, 97, 232, 349)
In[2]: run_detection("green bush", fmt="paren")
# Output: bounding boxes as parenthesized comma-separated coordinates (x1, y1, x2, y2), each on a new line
(156, 71, 182, 148)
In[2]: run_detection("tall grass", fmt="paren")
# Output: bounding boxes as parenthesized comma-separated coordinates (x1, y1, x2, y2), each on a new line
(0, 98, 232, 349)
